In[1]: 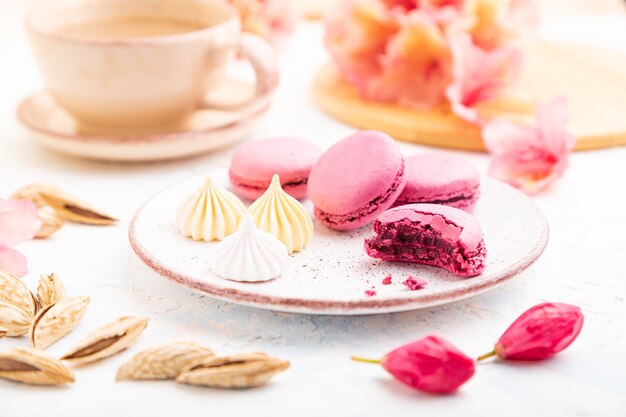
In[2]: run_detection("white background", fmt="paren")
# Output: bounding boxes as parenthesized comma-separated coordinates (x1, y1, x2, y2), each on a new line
(1, 2, 625, 416)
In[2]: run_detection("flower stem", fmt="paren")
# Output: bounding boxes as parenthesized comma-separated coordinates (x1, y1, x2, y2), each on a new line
(476, 349, 497, 362)
(350, 356, 381, 364)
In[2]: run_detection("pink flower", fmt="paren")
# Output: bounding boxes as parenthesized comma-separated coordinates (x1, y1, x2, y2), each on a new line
(325, 1, 452, 108)
(382, 335, 475, 393)
(229, 0, 295, 47)
(325, 0, 536, 109)
(325, 0, 399, 88)
(446, 32, 521, 124)
(365, 10, 453, 108)
(352, 335, 475, 394)
(0, 199, 41, 277)
(464, 0, 538, 50)
(480, 302, 584, 361)
(483, 97, 576, 194)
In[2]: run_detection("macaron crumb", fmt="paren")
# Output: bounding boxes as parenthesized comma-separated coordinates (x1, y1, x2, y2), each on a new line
(403, 276, 427, 291)
(382, 275, 392, 285)
(364, 289, 377, 297)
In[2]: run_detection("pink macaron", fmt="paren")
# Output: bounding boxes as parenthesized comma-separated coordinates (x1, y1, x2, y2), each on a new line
(308, 130, 407, 231)
(364, 204, 487, 277)
(394, 153, 480, 211)
(229, 138, 323, 200)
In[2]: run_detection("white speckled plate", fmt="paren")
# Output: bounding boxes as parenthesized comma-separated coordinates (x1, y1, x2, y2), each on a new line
(129, 168, 548, 315)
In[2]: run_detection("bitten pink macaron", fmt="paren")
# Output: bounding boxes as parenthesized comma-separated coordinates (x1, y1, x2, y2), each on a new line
(229, 138, 323, 200)
(394, 153, 480, 211)
(308, 130, 407, 231)
(364, 204, 487, 277)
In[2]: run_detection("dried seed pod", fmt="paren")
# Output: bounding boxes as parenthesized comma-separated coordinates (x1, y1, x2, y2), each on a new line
(29, 296, 90, 350)
(10, 183, 48, 207)
(35, 207, 64, 239)
(36, 273, 66, 309)
(61, 316, 149, 364)
(0, 348, 75, 385)
(0, 270, 37, 317)
(0, 301, 33, 337)
(116, 342, 214, 381)
(12, 183, 117, 225)
(176, 352, 290, 389)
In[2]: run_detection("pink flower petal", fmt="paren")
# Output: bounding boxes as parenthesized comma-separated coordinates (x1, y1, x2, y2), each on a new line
(229, 0, 295, 47)
(365, 10, 452, 108)
(536, 96, 576, 153)
(483, 97, 575, 195)
(381, 0, 418, 10)
(483, 118, 536, 154)
(0, 199, 42, 247)
(446, 32, 521, 124)
(325, 0, 399, 90)
(465, 0, 538, 50)
(0, 246, 28, 277)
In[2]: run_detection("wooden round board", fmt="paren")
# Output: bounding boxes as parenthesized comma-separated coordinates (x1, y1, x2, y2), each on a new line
(312, 42, 626, 152)
(129, 167, 549, 315)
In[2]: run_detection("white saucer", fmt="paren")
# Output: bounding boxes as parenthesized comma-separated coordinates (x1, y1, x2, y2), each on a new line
(129, 168, 549, 315)
(17, 81, 268, 162)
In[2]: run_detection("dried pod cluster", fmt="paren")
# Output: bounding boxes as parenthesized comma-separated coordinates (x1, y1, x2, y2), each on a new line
(0, 272, 288, 389)
(30, 295, 90, 350)
(0, 271, 90, 348)
(117, 344, 289, 389)
(11, 183, 118, 238)
(0, 313, 149, 386)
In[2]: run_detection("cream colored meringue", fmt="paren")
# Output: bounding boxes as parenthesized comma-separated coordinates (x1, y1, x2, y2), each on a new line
(248, 175, 313, 254)
(210, 215, 288, 282)
(176, 178, 246, 241)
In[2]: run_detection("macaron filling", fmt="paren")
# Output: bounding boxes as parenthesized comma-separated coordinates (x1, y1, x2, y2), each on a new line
(364, 215, 486, 277)
(395, 186, 480, 209)
(314, 163, 405, 227)
(229, 172, 308, 193)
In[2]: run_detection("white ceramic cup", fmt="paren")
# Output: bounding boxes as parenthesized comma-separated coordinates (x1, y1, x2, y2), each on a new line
(26, 0, 278, 132)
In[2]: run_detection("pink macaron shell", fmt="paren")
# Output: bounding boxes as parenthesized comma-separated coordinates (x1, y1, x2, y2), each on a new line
(229, 137, 323, 200)
(308, 130, 407, 230)
(395, 153, 480, 211)
(365, 204, 486, 276)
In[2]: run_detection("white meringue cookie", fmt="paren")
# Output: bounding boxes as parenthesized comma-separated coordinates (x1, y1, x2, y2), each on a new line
(248, 174, 313, 254)
(210, 215, 288, 282)
(176, 178, 246, 241)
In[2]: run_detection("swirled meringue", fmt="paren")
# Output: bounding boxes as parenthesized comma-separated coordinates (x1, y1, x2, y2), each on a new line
(210, 215, 288, 282)
(176, 178, 246, 241)
(248, 175, 313, 254)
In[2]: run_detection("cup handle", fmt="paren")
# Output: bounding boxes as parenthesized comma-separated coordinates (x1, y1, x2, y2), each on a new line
(202, 33, 279, 115)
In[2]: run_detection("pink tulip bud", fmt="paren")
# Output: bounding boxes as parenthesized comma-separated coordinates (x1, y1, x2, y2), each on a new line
(478, 302, 584, 361)
(352, 335, 475, 394)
